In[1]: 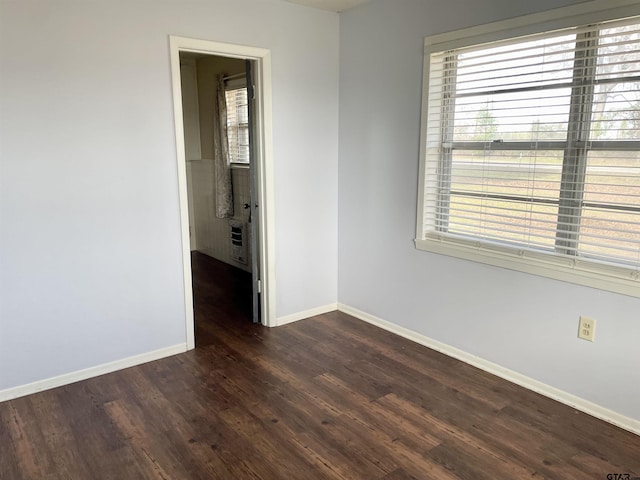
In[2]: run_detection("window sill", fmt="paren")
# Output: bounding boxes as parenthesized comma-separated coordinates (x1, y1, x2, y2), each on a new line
(415, 235, 640, 298)
(231, 163, 250, 170)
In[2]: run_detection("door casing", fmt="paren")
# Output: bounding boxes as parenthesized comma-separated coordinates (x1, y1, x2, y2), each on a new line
(169, 35, 276, 348)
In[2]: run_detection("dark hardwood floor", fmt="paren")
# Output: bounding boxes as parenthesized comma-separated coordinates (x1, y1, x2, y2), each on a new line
(1, 253, 639, 479)
(190, 251, 253, 346)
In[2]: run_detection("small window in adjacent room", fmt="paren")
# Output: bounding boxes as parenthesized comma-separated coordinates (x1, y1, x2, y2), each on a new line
(225, 83, 250, 165)
(416, 3, 640, 296)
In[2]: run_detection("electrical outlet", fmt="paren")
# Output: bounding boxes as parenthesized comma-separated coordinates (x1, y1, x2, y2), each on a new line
(578, 316, 596, 342)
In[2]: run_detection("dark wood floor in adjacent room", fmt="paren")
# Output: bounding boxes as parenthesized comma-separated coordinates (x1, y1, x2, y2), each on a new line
(1, 253, 639, 479)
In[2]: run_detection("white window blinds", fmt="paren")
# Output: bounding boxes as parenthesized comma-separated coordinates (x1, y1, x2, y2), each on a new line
(225, 87, 250, 164)
(421, 16, 640, 279)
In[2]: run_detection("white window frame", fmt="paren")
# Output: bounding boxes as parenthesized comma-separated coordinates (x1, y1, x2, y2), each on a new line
(416, 0, 640, 297)
(225, 77, 250, 167)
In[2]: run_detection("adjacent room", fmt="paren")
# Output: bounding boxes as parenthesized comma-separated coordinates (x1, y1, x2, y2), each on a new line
(1, 0, 639, 478)
(179, 51, 257, 339)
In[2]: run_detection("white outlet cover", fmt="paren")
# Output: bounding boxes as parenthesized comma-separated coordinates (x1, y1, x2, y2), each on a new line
(578, 316, 596, 342)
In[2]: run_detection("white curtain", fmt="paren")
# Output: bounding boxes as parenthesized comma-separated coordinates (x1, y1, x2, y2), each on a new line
(213, 74, 234, 218)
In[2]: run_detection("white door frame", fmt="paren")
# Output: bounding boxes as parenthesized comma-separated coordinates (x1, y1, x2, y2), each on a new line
(169, 35, 276, 349)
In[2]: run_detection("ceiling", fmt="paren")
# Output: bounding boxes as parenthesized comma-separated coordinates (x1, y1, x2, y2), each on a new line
(285, 0, 371, 12)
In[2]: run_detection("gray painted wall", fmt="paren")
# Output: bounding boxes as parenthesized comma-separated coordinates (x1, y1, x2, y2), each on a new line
(338, 0, 640, 421)
(0, 0, 339, 391)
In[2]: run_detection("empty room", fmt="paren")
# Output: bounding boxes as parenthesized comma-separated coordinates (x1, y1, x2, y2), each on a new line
(1, 0, 639, 478)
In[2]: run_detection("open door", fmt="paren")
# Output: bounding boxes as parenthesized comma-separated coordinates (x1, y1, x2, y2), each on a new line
(170, 36, 275, 344)
(246, 60, 261, 324)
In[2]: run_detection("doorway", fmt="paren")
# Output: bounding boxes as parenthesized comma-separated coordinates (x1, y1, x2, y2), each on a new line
(169, 37, 275, 350)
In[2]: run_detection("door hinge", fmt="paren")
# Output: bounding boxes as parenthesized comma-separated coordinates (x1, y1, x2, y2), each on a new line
(257, 279, 261, 293)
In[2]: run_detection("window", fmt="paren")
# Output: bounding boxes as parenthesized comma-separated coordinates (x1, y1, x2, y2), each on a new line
(417, 3, 640, 296)
(225, 86, 250, 164)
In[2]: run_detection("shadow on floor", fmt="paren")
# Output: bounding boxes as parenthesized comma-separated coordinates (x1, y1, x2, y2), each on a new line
(190, 250, 253, 347)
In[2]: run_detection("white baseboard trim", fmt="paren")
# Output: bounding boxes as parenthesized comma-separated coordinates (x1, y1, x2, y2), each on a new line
(0, 343, 187, 403)
(275, 303, 338, 327)
(338, 303, 640, 436)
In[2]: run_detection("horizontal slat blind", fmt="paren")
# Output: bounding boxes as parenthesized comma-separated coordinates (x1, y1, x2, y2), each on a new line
(423, 16, 640, 271)
(225, 87, 250, 164)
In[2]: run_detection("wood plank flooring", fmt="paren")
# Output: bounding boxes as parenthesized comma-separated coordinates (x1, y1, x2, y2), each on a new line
(1, 252, 639, 479)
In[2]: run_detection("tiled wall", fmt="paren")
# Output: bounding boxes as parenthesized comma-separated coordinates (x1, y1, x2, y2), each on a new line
(188, 161, 252, 272)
